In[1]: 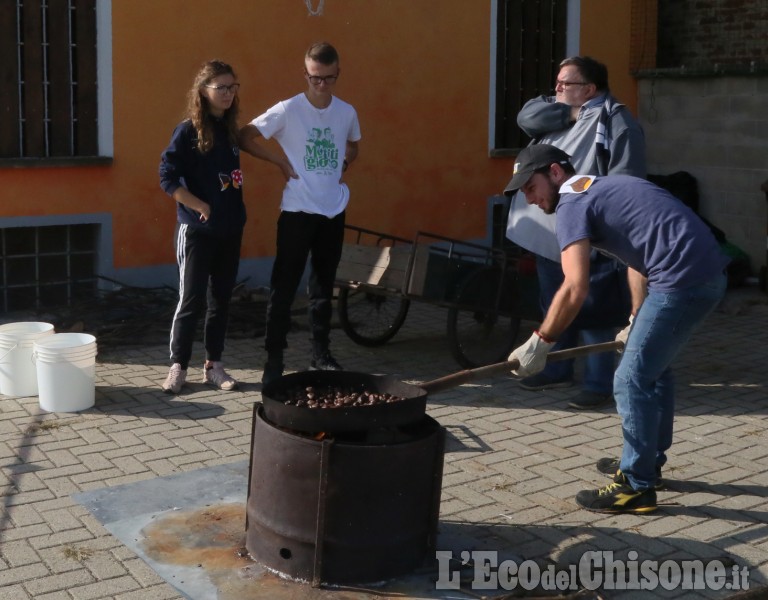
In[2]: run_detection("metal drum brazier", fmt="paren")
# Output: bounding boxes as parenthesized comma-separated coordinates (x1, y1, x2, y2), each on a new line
(245, 404, 445, 585)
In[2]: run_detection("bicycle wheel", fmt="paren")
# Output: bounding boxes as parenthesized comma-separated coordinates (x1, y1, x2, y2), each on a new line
(337, 287, 410, 346)
(446, 266, 521, 368)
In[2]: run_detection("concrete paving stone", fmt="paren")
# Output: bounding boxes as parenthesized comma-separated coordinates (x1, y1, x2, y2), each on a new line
(677, 518, 746, 544)
(194, 428, 244, 445)
(74, 455, 116, 473)
(39, 465, 92, 482)
(5, 445, 52, 465)
(508, 477, 568, 496)
(0, 540, 41, 568)
(4, 488, 56, 505)
(524, 492, 579, 515)
(437, 497, 473, 517)
(37, 544, 96, 574)
(173, 437, 208, 454)
(121, 556, 168, 586)
(6, 504, 45, 527)
(168, 451, 220, 467)
(698, 442, 749, 461)
(72, 469, 126, 485)
(0, 442, 18, 462)
(195, 418, 239, 434)
(0, 417, 29, 435)
(443, 471, 492, 490)
(542, 431, 604, 450)
(485, 464, 541, 486)
(133, 448, 187, 464)
(503, 504, 560, 525)
(105, 431, 146, 448)
(69, 417, 121, 431)
(718, 437, 768, 456)
(0, 562, 51, 586)
(103, 446, 156, 463)
(459, 503, 523, 524)
(632, 515, 701, 539)
(3, 460, 52, 477)
(102, 472, 160, 488)
(113, 584, 181, 600)
(68, 575, 142, 599)
(0, 584, 31, 600)
(43, 507, 88, 533)
(30, 527, 96, 550)
(44, 476, 84, 497)
(69, 442, 120, 457)
(527, 464, 580, 486)
(199, 440, 240, 457)
(0, 522, 53, 543)
(83, 551, 129, 580)
(110, 455, 150, 475)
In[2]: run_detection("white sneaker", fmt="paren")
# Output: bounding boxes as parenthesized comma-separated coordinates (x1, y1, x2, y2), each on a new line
(162, 363, 187, 394)
(203, 361, 238, 391)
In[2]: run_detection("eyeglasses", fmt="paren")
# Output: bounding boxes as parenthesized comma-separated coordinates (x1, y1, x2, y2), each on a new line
(555, 80, 589, 89)
(204, 83, 240, 95)
(305, 73, 338, 85)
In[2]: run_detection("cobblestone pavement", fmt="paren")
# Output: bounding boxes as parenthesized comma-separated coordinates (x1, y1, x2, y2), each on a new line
(0, 287, 766, 599)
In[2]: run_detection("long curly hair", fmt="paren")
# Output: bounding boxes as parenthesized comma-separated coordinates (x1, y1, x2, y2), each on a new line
(185, 60, 239, 153)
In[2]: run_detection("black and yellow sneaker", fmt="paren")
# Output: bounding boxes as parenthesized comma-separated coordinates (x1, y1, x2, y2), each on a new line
(576, 481, 657, 514)
(596, 457, 666, 491)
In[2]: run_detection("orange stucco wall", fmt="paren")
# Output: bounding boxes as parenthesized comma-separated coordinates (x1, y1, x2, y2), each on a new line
(1, 0, 634, 279)
(579, 0, 638, 114)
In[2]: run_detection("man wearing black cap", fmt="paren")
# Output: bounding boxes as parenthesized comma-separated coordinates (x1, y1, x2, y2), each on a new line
(505, 144, 729, 514)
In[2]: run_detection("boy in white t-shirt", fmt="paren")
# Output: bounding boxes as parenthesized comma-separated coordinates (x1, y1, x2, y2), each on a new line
(239, 42, 361, 384)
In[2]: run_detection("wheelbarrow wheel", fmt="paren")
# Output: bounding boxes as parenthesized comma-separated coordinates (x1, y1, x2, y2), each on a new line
(337, 287, 410, 346)
(446, 266, 521, 368)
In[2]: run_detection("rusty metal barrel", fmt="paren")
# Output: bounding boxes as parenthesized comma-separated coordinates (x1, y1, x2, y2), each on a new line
(245, 405, 445, 585)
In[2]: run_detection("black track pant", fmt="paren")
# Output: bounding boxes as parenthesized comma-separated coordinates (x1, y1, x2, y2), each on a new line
(264, 210, 345, 354)
(169, 224, 242, 369)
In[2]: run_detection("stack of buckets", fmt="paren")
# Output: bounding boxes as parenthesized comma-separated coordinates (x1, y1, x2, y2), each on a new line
(0, 322, 97, 412)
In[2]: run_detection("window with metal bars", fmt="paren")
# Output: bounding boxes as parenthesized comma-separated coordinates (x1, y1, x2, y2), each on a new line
(493, 0, 568, 154)
(0, 225, 98, 312)
(0, 0, 98, 159)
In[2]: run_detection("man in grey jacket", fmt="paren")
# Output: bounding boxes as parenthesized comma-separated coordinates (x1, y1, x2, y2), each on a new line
(506, 56, 646, 409)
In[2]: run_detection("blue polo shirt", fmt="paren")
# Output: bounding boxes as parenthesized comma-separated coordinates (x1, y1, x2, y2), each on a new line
(555, 175, 729, 292)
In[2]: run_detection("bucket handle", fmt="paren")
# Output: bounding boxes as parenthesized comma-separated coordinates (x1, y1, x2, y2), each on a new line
(0, 343, 18, 363)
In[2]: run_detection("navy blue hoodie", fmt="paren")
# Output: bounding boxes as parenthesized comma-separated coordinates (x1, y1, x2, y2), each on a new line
(159, 118, 246, 237)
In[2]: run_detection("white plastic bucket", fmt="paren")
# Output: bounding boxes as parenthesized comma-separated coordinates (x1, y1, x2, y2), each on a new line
(33, 333, 98, 412)
(0, 322, 55, 397)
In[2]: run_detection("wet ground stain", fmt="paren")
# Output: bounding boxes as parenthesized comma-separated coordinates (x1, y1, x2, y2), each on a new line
(138, 502, 421, 599)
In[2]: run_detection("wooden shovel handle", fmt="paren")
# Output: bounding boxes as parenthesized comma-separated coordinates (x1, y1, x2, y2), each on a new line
(420, 340, 624, 394)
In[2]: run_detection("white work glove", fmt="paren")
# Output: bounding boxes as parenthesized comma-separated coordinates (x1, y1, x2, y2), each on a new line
(615, 314, 634, 352)
(508, 331, 555, 378)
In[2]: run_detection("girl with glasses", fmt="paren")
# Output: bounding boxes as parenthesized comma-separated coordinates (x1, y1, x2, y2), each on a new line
(158, 60, 246, 394)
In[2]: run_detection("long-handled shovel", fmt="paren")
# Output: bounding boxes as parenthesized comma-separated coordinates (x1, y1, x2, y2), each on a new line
(421, 340, 624, 393)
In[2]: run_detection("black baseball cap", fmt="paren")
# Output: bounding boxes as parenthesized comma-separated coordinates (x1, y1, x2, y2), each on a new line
(503, 144, 572, 195)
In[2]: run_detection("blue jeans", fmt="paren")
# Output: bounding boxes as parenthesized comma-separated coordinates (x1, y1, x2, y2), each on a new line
(536, 257, 616, 394)
(616, 272, 727, 491)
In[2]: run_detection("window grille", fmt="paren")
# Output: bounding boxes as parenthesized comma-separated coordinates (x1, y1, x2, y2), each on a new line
(494, 0, 568, 151)
(0, 224, 98, 312)
(0, 0, 98, 159)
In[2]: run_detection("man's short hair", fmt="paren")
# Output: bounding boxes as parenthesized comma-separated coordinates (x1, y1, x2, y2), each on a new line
(559, 56, 608, 91)
(306, 42, 339, 65)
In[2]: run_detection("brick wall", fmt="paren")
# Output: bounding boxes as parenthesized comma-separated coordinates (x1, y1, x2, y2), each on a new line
(657, 0, 768, 69)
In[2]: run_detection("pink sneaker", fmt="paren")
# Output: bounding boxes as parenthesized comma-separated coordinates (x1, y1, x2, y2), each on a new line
(162, 363, 187, 394)
(203, 361, 238, 391)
